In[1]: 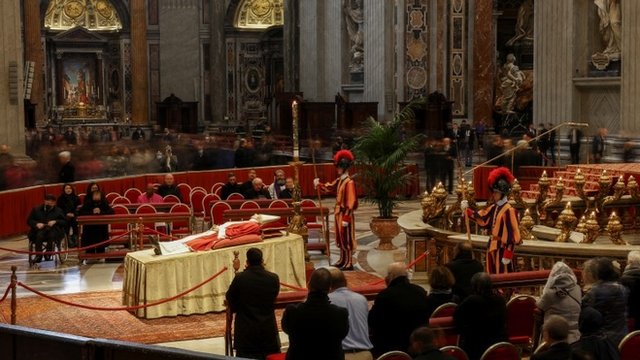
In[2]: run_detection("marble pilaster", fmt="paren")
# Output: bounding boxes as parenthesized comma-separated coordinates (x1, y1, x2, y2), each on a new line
(298, 0, 319, 100)
(284, 0, 299, 92)
(159, 0, 200, 103)
(130, 0, 149, 124)
(24, 0, 45, 124)
(0, 0, 26, 154)
(363, 0, 394, 118)
(210, 0, 226, 122)
(533, 1, 576, 128)
(621, 0, 640, 133)
(472, 0, 493, 125)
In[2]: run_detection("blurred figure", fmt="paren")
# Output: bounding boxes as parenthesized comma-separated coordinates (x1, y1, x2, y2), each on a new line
(78, 191, 114, 254)
(547, 123, 557, 166)
(0, 144, 14, 190)
(191, 142, 215, 171)
(57, 183, 81, 247)
(445, 242, 484, 301)
(240, 169, 257, 195)
(131, 127, 145, 141)
(620, 250, 640, 331)
(568, 126, 583, 164)
(622, 138, 635, 163)
(234, 138, 254, 168)
(267, 169, 286, 199)
(58, 151, 75, 183)
(137, 183, 164, 204)
(440, 138, 456, 194)
(591, 128, 607, 163)
(486, 135, 505, 166)
(157, 173, 182, 202)
(158, 145, 178, 172)
(475, 120, 486, 151)
(63, 127, 77, 145)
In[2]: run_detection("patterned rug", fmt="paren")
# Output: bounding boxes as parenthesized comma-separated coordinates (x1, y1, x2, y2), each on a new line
(0, 270, 381, 344)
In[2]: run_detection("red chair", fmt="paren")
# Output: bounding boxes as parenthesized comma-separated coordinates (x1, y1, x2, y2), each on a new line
(431, 302, 457, 319)
(105, 192, 120, 203)
(300, 199, 327, 253)
(506, 295, 537, 351)
(135, 203, 164, 238)
(227, 192, 244, 200)
(202, 193, 220, 228)
(124, 188, 142, 203)
(162, 194, 180, 203)
(177, 183, 191, 205)
(265, 354, 286, 360)
(210, 182, 225, 195)
(110, 204, 131, 237)
(190, 188, 207, 218)
(111, 196, 130, 205)
(240, 200, 260, 210)
(440, 346, 469, 360)
(429, 316, 459, 347)
(269, 199, 289, 208)
(479, 342, 520, 360)
(169, 203, 192, 237)
(211, 201, 232, 226)
(375, 351, 412, 360)
(619, 330, 640, 360)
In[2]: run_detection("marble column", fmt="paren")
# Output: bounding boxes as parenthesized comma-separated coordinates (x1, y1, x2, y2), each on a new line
(472, 0, 493, 125)
(363, 0, 394, 118)
(210, 0, 226, 122)
(130, 0, 149, 125)
(0, 0, 26, 154)
(299, 0, 320, 100)
(533, 1, 576, 128)
(284, 0, 299, 92)
(23, 0, 45, 124)
(621, 0, 640, 133)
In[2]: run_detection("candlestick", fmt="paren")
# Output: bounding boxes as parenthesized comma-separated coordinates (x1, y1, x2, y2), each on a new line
(292, 100, 299, 160)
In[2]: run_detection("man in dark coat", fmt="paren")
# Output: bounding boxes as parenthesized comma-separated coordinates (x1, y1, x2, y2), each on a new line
(156, 173, 182, 202)
(568, 127, 583, 164)
(220, 172, 243, 200)
(531, 315, 572, 360)
(446, 242, 484, 300)
(369, 262, 430, 358)
(27, 194, 67, 262)
(244, 177, 271, 200)
(620, 250, 640, 331)
(454, 272, 507, 360)
(226, 248, 280, 360)
(282, 267, 349, 360)
(58, 151, 75, 183)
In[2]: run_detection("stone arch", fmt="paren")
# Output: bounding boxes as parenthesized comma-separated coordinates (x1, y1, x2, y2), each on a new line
(39, 0, 130, 32)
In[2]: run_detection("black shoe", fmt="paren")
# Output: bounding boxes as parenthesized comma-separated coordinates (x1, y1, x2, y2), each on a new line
(34, 255, 43, 263)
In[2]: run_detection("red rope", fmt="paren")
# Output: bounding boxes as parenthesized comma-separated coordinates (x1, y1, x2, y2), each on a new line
(280, 282, 307, 292)
(0, 282, 13, 303)
(367, 250, 430, 286)
(0, 229, 134, 255)
(15, 266, 228, 311)
(141, 226, 179, 240)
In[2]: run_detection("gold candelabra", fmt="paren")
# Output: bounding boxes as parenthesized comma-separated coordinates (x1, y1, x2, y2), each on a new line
(584, 211, 600, 244)
(555, 202, 577, 242)
(519, 208, 535, 241)
(606, 211, 626, 245)
(287, 100, 309, 255)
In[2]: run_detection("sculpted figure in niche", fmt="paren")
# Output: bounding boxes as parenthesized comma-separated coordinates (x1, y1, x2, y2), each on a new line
(499, 54, 525, 114)
(506, 0, 534, 47)
(594, 0, 622, 60)
(344, 0, 364, 73)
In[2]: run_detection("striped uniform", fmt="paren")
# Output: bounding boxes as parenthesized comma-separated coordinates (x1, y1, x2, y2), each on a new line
(322, 174, 358, 268)
(469, 202, 521, 274)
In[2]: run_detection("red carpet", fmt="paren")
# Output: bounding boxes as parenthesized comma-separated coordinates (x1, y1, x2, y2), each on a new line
(0, 270, 381, 344)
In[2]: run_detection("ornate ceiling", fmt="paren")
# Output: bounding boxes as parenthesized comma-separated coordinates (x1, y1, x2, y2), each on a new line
(235, 0, 284, 30)
(44, 0, 122, 31)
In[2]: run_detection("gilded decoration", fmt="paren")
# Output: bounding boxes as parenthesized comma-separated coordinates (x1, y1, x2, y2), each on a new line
(235, 0, 284, 29)
(405, 0, 429, 99)
(45, 0, 122, 31)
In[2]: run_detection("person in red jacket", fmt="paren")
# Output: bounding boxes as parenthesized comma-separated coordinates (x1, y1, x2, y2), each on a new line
(314, 149, 358, 270)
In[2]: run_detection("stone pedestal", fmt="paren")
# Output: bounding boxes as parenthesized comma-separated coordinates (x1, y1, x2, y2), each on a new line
(0, 0, 26, 154)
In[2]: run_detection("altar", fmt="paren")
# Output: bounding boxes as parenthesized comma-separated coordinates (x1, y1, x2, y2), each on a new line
(122, 233, 306, 319)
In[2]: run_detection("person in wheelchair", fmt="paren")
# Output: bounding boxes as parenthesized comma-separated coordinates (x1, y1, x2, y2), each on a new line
(27, 194, 66, 262)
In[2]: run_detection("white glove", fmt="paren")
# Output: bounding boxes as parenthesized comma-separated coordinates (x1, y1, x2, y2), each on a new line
(342, 221, 349, 227)
(313, 178, 320, 188)
(501, 258, 511, 265)
(461, 200, 469, 211)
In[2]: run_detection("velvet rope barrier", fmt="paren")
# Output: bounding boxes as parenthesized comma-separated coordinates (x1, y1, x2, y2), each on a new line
(15, 266, 228, 312)
(366, 250, 430, 286)
(0, 229, 134, 255)
(279, 282, 307, 292)
(141, 226, 180, 240)
(0, 282, 13, 303)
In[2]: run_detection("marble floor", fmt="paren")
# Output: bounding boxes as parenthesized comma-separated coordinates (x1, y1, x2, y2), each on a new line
(0, 197, 435, 356)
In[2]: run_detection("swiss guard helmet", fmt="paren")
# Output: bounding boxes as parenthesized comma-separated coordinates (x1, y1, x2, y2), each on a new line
(487, 167, 515, 195)
(333, 149, 355, 170)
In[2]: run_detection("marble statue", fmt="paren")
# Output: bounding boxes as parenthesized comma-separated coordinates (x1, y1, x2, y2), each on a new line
(594, 0, 622, 61)
(344, 0, 364, 73)
(499, 54, 525, 114)
(506, 0, 534, 47)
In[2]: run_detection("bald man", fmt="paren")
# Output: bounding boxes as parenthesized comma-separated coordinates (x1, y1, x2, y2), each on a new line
(157, 173, 183, 201)
(368, 262, 430, 357)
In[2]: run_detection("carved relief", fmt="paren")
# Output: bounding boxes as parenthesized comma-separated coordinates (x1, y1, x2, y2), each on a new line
(44, 0, 122, 31)
(235, 0, 284, 29)
(449, 1, 466, 115)
(344, 0, 364, 74)
(592, 0, 622, 67)
(405, 1, 429, 99)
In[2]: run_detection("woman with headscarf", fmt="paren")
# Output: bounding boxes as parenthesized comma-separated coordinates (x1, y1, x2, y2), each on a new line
(78, 190, 114, 254)
(537, 261, 582, 344)
(571, 306, 620, 360)
(83, 182, 101, 204)
(57, 183, 81, 247)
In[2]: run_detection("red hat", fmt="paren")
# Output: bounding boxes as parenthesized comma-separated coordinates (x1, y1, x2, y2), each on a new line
(487, 167, 514, 194)
(333, 149, 355, 170)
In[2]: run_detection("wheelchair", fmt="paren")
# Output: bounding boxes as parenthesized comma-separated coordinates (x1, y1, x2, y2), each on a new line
(28, 227, 69, 266)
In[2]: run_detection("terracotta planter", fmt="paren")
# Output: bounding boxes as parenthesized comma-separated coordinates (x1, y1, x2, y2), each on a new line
(370, 216, 400, 250)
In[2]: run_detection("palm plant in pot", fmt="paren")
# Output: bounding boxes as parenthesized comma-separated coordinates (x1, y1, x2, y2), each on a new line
(351, 98, 425, 250)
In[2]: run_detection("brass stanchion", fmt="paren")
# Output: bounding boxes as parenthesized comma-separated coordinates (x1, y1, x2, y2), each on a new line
(10, 265, 17, 325)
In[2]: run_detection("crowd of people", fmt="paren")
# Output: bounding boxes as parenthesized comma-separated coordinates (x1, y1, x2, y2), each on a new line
(225, 245, 639, 360)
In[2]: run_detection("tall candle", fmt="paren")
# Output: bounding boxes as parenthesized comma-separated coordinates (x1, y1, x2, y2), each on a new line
(292, 100, 299, 160)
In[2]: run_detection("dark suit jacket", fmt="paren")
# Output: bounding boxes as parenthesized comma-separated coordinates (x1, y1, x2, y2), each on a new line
(369, 276, 430, 357)
(414, 347, 456, 360)
(282, 291, 349, 360)
(58, 161, 75, 183)
(454, 293, 507, 360)
(27, 205, 67, 240)
(226, 265, 280, 355)
(531, 342, 572, 360)
(220, 183, 243, 200)
(157, 184, 183, 202)
(446, 255, 484, 300)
